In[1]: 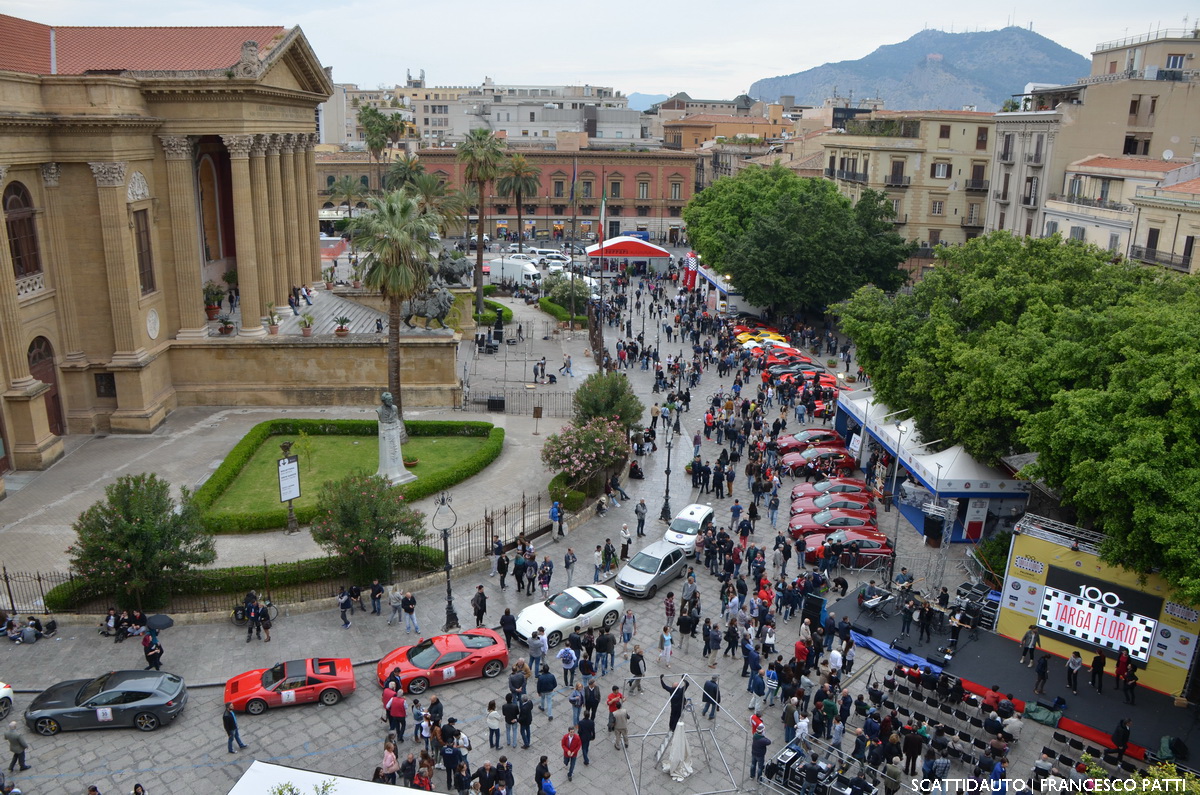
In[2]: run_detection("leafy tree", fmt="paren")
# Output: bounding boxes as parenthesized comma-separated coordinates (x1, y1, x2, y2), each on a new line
(328, 175, 367, 219)
(573, 371, 645, 431)
(546, 273, 593, 308)
(68, 473, 216, 609)
(541, 417, 629, 489)
(683, 165, 909, 312)
(311, 473, 426, 583)
(347, 189, 438, 438)
(457, 129, 505, 313)
(408, 172, 466, 236)
(386, 154, 425, 191)
(496, 153, 542, 253)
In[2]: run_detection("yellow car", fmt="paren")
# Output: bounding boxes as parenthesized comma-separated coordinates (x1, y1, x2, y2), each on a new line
(736, 331, 787, 343)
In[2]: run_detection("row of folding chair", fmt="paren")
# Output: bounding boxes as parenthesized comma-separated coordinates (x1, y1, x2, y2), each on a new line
(1050, 731, 1141, 776)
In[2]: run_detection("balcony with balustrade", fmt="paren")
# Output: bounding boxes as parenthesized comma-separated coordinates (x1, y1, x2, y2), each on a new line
(1131, 245, 1192, 273)
(964, 179, 989, 192)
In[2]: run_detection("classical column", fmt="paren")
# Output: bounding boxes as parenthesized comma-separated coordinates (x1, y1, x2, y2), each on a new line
(220, 134, 265, 336)
(159, 136, 208, 339)
(265, 135, 289, 307)
(291, 133, 312, 288)
(89, 161, 143, 357)
(278, 135, 303, 294)
(37, 163, 86, 363)
(302, 132, 322, 282)
(249, 135, 276, 320)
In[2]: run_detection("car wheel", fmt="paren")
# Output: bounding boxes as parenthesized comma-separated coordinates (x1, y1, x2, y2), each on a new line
(34, 717, 60, 736)
(406, 677, 429, 695)
(246, 699, 267, 716)
(545, 631, 562, 649)
(0, 697, 10, 720)
(319, 689, 342, 707)
(602, 610, 619, 629)
(134, 712, 160, 732)
(646, 585, 658, 599)
(483, 660, 504, 679)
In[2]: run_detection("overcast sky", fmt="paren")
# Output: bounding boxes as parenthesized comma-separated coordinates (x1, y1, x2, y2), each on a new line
(5, 0, 1196, 98)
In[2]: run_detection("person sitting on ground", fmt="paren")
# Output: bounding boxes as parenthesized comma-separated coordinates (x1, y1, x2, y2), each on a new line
(629, 460, 645, 480)
(99, 608, 118, 637)
(24, 617, 43, 639)
(5, 619, 23, 642)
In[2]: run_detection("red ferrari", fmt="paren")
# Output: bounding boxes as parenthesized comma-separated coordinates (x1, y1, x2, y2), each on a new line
(791, 477, 870, 500)
(781, 446, 857, 476)
(777, 429, 845, 454)
(224, 658, 356, 715)
(789, 507, 878, 539)
(804, 529, 894, 565)
(790, 491, 875, 516)
(376, 628, 508, 693)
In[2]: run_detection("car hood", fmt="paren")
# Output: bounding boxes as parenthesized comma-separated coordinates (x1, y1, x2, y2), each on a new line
(515, 607, 551, 637)
(616, 566, 656, 587)
(224, 669, 266, 700)
(28, 679, 89, 712)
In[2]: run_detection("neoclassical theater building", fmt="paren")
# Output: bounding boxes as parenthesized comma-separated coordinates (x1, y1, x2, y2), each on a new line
(0, 15, 435, 485)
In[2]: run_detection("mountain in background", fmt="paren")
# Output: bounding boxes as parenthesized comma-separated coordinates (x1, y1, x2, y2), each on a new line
(627, 92, 668, 111)
(749, 27, 1090, 111)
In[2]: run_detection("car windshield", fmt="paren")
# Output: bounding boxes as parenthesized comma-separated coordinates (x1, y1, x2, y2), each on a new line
(812, 510, 834, 524)
(260, 662, 286, 689)
(544, 591, 583, 619)
(627, 552, 661, 574)
(669, 517, 700, 537)
(812, 494, 834, 508)
(407, 640, 441, 670)
(76, 672, 113, 705)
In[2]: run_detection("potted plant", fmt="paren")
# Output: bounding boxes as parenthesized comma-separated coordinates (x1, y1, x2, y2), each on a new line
(322, 267, 335, 290)
(202, 281, 225, 321)
(299, 312, 315, 337)
(216, 315, 235, 335)
(826, 358, 839, 369)
(351, 259, 364, 289)
(265, 303, 281, 335)
(334, 315, 351, 337)
(222, 268, 238, 290)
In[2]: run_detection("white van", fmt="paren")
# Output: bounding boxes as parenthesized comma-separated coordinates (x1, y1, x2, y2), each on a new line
(530, 248, 560, 263)
(491, 258, 543, 286)
(663, 503, 715, 556)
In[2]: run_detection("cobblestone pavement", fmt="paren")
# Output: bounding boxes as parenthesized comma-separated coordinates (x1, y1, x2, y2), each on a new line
(0, 262, 1060, 794)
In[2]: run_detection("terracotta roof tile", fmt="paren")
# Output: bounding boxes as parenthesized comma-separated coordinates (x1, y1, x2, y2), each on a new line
(1074, 155, 1188, 173)
(1163, 176, 1200, 194)
(0, 14, 285, 75)
(667, 113, 776, 126)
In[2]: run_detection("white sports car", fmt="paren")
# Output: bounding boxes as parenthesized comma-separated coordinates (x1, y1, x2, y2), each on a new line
(513, 585, 624, 649)
(0, 680, 11, 719)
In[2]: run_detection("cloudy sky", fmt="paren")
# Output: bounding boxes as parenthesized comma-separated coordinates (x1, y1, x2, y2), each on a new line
(4, 0, 1196, 98)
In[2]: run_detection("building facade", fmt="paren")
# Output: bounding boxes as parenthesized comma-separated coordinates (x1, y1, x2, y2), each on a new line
(0, 15, 332, 478)
(1129, 163, 1200, 273)
(985, 28, 1200, 237)
(822, 110, 996, 249)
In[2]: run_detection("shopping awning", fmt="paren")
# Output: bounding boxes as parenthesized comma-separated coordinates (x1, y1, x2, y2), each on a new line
(586, 236, 671, 258)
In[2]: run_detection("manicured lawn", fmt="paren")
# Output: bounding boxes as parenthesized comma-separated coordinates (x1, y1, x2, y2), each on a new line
(209, 435, 486, 517)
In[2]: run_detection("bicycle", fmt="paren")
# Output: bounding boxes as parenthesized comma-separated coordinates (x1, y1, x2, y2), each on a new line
(231, 598, 279, 626)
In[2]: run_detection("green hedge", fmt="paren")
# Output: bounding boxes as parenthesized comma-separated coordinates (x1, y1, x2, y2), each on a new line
(44, 545, 448, 612)
(548, 472, 586, 512)
(538, 297, 589, 327)
(483, 284, 497, 297)
(194, 419, 504, 534)
(473, 299, 514, 327)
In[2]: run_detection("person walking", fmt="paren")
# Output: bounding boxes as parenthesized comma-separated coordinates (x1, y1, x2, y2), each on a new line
(517, 695, 534, 749)
(560, 726, 582, 782)
(5, 721, 29, 773)
(245, 598, 263, 643)
(1065, 651, 1083, 695)
(370, 579, 385, 615)
(1019, 626, 1041, 667)
(536, 665, 558, 721)
(471, 585, 488, 628)
(702, 675, 721, 719)
(337, 587, 353, 629)
(1090, 652, 1107, 693)
(1111, 718, 1132, 765)
(564, 549, 577, 588)
(1122, 665, 1139, 704)
(143, 635, 164, 671)
(400, 591, 420, 634)
(612, 704, 630, 750)
(628, 645, 646, 694)
(750, 725, 772, 782)
(1034, 654, 1050, 695)
(223, 703, 247, 754)
(388, 588, 404, 626)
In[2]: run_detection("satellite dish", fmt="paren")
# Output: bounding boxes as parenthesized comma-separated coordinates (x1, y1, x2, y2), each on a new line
(1164, 149, 1176, 160)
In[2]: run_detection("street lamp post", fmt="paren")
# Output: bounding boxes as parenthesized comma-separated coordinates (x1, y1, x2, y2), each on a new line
(659, 422, 675, 522)
(887, 421, 908, 582)
(432, 491, 460, 632)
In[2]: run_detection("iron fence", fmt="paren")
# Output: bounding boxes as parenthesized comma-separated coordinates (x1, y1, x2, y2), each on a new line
(462, 387, 575, 418)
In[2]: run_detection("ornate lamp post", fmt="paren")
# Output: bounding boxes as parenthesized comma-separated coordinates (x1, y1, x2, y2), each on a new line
(659, 420, 676, 522)
(432, 491, 460, 632)
(887, 421, 908, 582)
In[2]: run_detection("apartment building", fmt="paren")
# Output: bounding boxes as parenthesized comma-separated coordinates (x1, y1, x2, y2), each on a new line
(664, 114, 782, 152)
(1129, 162, 1200, 273)
(986, 28, 1200, 237)
(320, 83, 414, 146)
(822, 110, 996, 250)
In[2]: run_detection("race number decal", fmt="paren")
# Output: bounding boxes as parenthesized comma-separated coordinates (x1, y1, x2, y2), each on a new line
(443, 666, 456, 680)
(96, 707, 114, 722)
(281, 690, 296, 704)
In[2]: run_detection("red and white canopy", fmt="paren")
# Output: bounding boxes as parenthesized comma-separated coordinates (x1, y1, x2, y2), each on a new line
(585, 236, 671, 259)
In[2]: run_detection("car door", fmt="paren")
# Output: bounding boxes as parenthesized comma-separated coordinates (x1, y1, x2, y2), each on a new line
(272, 675, 311, 707)
(576, 600, 603, 628)
(432, 651, 471, 683)
(665, 550, 683, 579)
(77, 689, 128, 730)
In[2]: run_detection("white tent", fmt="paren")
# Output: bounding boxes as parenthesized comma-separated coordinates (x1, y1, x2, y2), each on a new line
(227, 760, 418, 795)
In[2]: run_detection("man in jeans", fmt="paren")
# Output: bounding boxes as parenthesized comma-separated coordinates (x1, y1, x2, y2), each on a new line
(536, 665, 558, 720)
(634, 499, 648, 537)
(400, 591, 420, 634)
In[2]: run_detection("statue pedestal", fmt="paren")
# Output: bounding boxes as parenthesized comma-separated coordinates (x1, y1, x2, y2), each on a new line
(378, 420, 417, 485)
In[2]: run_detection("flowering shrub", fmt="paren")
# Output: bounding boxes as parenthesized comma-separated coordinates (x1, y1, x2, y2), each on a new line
(310, 473, 427, 582)
(540, 417, 629, 488)
(67, 473, 216, 610)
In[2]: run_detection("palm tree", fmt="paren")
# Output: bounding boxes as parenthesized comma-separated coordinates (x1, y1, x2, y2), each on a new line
(347, 189, 438, 440)
(496, 153, 542, 254)
(409, 172, 466, 236)
(329, 174, 368, 219)
(456, 128, 504, 313)
(357, 106, 389, 189)
(387, 154, 425, 191)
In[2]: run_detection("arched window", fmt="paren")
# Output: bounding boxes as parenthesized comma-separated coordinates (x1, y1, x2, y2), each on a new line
(4, 182, 42, 278)
(359, 175, 370, 188)
(326, 175, 336, 189)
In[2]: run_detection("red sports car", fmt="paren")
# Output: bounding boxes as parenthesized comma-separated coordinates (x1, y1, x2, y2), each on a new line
(781, 446, 857, 476)
(376, 628, 508, 693)
(790, 491, 875, 516)
(804, 528, 894, 566)
(224, 658, 356, 715)
(789, 507, 878, 539)
(791, 477, 870, 500)
(777, 429, 845, 454)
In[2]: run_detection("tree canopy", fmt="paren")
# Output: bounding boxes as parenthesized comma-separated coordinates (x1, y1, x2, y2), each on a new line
(572, 371, 645, 431)
(837, 232, 1200, 603)
(681, 164, 910, 312)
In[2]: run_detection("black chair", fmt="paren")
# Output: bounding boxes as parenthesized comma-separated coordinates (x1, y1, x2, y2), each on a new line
(897, 684, 911, 698)
(941, 704, 954, 717)
(969, 716, 984, 730)
(1060, 755, 1076, 769)
(914, 712, 928, 725)
(954, 709, 968, 723)
(883, 699, 896, 711)
(1052, 732, 1069, 746)
(1068, 738, 1085, 753)
(897, 706, 911, 718)
(1041, 746, 1057, 760)
(1120, 761, 1138, 775)
(958, 730, 973, 743)
(1086, 745, 1104, 758)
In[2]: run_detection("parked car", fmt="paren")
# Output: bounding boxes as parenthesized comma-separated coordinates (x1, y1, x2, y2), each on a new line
(506, 253, 538, 265)
(791, 478, 871, 501)
(376, 629, 508, 693)
(0, 680, 12, 720)
(514, 585, 623, 649)
(781, 446, 857, 476)
(789, 507, 879, 539)
(26, 670, 188, 735)
(224, 658, 356, 714)
(803, 528, 894, 566)
(790, 491, 875, 516)
(615, 540, 688, 599)
(540, 253, 572, 267)
(777, 429, 845, 454)
(662, 502, 716, 556)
